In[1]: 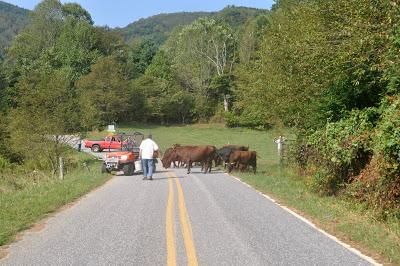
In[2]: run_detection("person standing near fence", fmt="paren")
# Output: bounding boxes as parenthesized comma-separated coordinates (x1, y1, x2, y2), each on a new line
(139, 134, 159, 181)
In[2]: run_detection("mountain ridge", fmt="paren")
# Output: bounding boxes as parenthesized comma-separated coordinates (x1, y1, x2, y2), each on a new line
(0, 0, 30, 59)
(0, 2, 266, 58)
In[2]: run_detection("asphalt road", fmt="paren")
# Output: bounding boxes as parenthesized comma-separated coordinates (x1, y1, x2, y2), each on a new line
(1, 166, 375, 266)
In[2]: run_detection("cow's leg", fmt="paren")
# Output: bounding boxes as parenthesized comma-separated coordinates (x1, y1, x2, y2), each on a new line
(203, 160, 207, 173)
(187, 160, 191, 174)
(227, 163, 233, 173)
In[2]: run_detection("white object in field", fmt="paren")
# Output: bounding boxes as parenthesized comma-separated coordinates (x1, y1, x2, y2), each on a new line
(107, 124, 116, 132)
(274, 136, 286, 150)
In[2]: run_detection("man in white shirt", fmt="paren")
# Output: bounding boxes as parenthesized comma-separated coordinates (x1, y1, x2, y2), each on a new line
(139, 134, 159, 180)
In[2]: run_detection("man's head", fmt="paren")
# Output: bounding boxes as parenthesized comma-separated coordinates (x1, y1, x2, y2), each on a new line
(147, 134, 152, 139)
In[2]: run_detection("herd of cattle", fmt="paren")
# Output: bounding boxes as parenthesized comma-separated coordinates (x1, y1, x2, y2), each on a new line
(161, 144, 257, 174)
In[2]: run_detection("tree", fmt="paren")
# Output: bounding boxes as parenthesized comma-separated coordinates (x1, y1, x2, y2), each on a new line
(51, 16, 100, 80)
(61, 3, 93, 24)
(127, 39, 157, 79)
(77, 56, 131, 129)
(9, 68, 81, 173)
(175, 18, 237, 111)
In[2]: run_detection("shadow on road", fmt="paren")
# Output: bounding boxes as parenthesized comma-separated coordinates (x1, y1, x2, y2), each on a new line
(149, 176, 185, 181)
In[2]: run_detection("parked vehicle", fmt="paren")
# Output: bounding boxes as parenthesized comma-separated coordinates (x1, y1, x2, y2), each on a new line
(84, 135, 127, 152)
(101, 132, 143, 175)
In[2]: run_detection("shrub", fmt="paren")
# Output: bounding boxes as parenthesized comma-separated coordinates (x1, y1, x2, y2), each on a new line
(306, 108, 376, 194)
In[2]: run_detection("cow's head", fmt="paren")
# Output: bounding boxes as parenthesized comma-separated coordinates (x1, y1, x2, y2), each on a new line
(161, 148, 175, 169)
(161, 157, 170, 169)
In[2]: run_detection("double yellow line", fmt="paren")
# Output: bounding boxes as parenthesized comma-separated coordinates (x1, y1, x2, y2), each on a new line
(166, 172, 198, 266)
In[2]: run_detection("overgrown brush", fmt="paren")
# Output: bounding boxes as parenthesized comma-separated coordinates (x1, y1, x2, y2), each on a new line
(0, 148, 96, 193)
(296, 96, 400, 217)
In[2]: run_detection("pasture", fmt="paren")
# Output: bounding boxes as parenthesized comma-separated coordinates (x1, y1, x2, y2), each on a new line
(89, 123, 400, 265)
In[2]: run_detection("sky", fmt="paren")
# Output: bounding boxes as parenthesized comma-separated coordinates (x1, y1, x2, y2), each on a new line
(4, 0, 275, 28)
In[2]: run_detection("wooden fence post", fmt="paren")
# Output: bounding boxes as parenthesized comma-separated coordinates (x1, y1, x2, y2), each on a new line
(59, 157, 64, 180)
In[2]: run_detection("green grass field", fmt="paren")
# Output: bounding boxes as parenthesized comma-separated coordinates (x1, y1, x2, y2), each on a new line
(0, 152, 110, 247)
(90, 123, 400, 265)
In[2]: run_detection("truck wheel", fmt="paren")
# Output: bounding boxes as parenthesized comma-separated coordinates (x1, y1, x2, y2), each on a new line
(123, 163, 135, 176)
(91, 145, 101, 152)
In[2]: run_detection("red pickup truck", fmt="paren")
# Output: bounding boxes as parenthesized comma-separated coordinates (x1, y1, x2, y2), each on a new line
(84, 136, 126, 152)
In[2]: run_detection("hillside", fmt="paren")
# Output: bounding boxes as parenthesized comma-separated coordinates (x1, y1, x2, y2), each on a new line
(0, 1, 30, 59)
(116, 11, 212, 45)
(117, 6, 266, 45)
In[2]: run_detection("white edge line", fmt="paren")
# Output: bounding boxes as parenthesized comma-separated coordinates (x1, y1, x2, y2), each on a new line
(226, 173, 381, 266)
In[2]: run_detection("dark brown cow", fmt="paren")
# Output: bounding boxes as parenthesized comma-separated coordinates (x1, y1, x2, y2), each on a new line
(162, 145, 216, 174)
(228, 150, 257, 174)
(222, 144, 249, 151)
(215, 145, 250, 169)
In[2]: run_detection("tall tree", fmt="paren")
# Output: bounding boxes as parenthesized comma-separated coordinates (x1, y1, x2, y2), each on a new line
(77, 56, 131, 129)
(9, 68, 80, 173)
(174, 18, 237, 111)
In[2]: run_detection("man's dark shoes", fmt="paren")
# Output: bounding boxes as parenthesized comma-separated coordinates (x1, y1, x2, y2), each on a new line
(149, 176, 153, 180)
(142, 177, 147, 180)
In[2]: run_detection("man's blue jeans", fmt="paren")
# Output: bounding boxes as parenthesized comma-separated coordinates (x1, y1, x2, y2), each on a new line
(142, 159, 154, 178)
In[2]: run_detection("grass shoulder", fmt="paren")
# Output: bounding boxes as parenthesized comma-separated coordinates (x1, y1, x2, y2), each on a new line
(0, 151, 111, 247)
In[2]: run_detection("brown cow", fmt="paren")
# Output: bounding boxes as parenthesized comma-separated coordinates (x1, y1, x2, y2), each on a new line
(162, 145, 216, 174)
(163, 148, 181, 168)
(228, 150, 257, 174)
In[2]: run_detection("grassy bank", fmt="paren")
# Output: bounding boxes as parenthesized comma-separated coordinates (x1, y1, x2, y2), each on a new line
(91, 123, 400, 264)
(0, 151, 110, 246)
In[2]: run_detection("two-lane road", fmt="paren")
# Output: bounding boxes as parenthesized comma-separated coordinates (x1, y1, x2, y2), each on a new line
(1, 167, 376, 265)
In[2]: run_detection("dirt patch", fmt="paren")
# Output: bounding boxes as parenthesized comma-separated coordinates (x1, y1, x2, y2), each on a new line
(28, 223, 46, 233)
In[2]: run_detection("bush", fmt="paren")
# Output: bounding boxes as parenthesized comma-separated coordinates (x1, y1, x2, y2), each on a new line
(306, 108, 376, 194)
(301, 96, 400, 215)
(348, 96, 400, 216)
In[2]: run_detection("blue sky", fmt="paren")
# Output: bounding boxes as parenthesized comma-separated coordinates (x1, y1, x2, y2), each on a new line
(4, 0, 274, 28)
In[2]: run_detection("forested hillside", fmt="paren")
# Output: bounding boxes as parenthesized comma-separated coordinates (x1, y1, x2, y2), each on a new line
(117, 11, 212, 45)
(0, 0, 400, 221)
(0, 1, 30, 59)
(117, 6, 264, 45)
